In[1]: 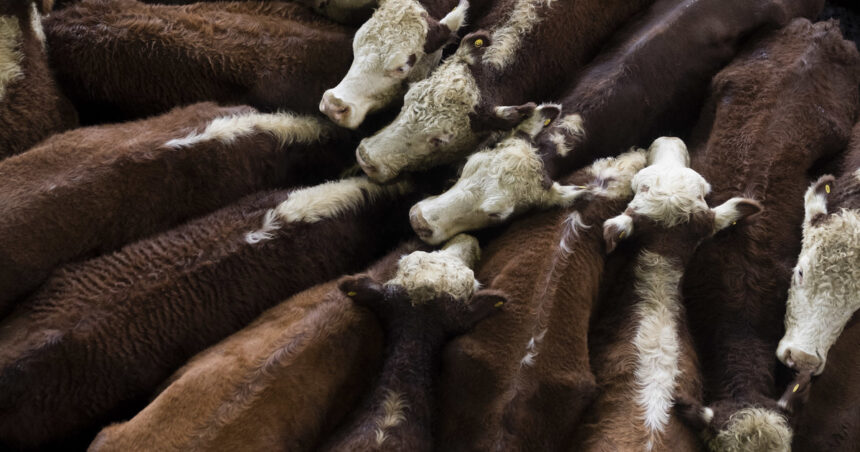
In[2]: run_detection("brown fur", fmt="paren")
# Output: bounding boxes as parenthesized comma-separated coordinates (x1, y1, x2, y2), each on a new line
(44, 0, 354, 124)
(0, 102, 356, 317)
(681, 18, 860, 435)
(534, 0, 824, 179)
(0, 181, 422, 449)
(827, 120, 860, 212)
(436, 167, 633, 450)
(0, 0, 77, 159)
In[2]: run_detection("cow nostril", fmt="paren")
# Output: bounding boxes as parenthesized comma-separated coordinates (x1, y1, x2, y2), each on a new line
(410, 210, 433, 238)
(784, 347, 821, 372)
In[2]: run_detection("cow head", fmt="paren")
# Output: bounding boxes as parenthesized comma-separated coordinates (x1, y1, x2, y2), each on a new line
(320, 0, 468, 129)
(777, 174, 860, 375)
(603, 137, 762, 254)
(411, 106, 645, 245)
(339, 234, 506, 334)
(355, 31, 497, 182)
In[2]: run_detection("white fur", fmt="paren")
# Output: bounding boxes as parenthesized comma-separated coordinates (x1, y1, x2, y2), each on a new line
(357, 41, 481, 182)
(559, 211, 590, 254)
(386, 233, 480, 304)
(374, 390, 408, 446)
(631, 250, 683, 449)
(708, 408, 792, 452)
(779, 208, 860, 374)
(244, 210, 282, 244)
(712, 197, 755, 232)
(483, 0, 557, 70)
(274, 177, 411, 224)
(0, 15, 24, 102)
(520, 328, 547, 367)
(547, 114, 585, 157)
(166, 112, 332, 148)
(586, 148, 648, 199)
(30, 4, 45, 47)
(802, 176, 829, 227)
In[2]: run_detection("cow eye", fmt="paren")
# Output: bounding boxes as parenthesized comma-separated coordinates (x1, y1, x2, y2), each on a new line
(796, 269, 804, 284)
(487, 212, 502, 219)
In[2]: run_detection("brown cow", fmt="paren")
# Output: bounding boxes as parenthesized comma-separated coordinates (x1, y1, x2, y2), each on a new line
(0, 102, 355, 317)
(45, 0, 354, 123)
(87, 243, 426, 452)
(408, 0, 824, 245)
(0, 176, 425, 449)
(572, 137, 761, 452)
(435, 148, 647, 450)
(678, 18, 860, 452)
(0, 0, 77, 159)
(354, 0, 656, 182)
(322, 234, 505, 451)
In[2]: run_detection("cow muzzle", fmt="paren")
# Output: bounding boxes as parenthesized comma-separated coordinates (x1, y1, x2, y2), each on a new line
(320, 90, 361, 129)
(777, 339, 824, 375)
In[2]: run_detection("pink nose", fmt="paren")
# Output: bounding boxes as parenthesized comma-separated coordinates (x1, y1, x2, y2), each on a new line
(355, 145, 380, 178)
(781, 346, 822, 373)
(320, 92, 352, 125)
(409, 206, 433, 239)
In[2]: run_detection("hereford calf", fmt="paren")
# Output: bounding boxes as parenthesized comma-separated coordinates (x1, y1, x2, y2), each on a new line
(0, 102, 354, 316)
(322, 234, 505, 451)
(436, 149, 647, 450)
(0, 176, 421, 449)
(0, 0, 77, 158)
(87, 243, 429, 452)
(45, 0, 353, 123)
(355, 0, 655, 182)
(570, 138, 761, 452)
(678, 18, 860, 451)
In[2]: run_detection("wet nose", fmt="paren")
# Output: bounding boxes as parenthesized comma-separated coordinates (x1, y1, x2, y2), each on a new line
(355, 145, 380, 178)
(780, 345, 822, 374)
(320, 91, 353, 126)
(410, 205, 433, 239)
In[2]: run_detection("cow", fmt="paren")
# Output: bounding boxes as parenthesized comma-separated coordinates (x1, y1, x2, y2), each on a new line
(44, 0, 354, 124)
(776, 120, 860, 390)
(87, 242, 426, 452)
(570, 137, 762, 452)
(0, 0, 77, 159)
(322, 234, 505, 451)
(676, 18, 860, 452)
(354, 0, 656, 182)
(435, 148, 648, 450)
(0, 102, 355, 317)
(0, 175, 428, 449)
(319, 0, 472, 128)
(408, 0, 825, 245)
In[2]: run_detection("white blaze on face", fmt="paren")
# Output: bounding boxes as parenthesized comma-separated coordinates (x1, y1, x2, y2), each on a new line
(320, 0, 467, 129)
(0, 14, 25, 102)
(357, 45, 481, 182)
(386, 233, 481, 304)
(779, 204, 860, 375)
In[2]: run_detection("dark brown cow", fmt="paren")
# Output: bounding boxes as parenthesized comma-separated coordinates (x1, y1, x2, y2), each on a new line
(322, 234, 505, 451)
(354, 0, 656, 182)
(678, 18, 860, 451)
(571, 137, 761, 452)
(435, 148, 647, 450)
(44, 0, 354, 124)
(0, 176, 424, 449)
(0, 0, 77, 159)
(88, 243, 428, 452)
(0, 102, 355, 316)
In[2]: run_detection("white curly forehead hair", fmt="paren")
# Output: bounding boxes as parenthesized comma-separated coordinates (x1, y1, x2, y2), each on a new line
(386, 234, 481, 304)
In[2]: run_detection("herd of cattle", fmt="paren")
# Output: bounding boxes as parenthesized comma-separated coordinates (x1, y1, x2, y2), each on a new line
(0, 0, 858, 450)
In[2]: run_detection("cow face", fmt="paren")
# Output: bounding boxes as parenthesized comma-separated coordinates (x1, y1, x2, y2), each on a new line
(603, 137, 762, 253)
(355, 33, 490, 182)
(777, 174, 860, 375)
(320, 0, 468, 129)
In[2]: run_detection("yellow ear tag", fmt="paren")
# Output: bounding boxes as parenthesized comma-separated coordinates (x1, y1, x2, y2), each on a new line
(619, 231, 626, 239)
(825, 184, 831, 194)
(793, 383, 800, 393)
(474, 38, 484, 47)
(494, 301, 504, 308)
(543, 118, 551, 127)
(347, 291, 357, 297)
(732, 221, 737, 226)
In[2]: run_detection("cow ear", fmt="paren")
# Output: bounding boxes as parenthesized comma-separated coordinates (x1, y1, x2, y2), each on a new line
(459, 30, 492, 61)
(603, 213, 634, 253)
(493, 102, 537, 127)
(712, 197, 763, 232)
(804, 175, 834, 227)
(536, 103, 562, 128)
(466, 289, 507, 323)
(338, 274, 385, 305)
(423, 0, 468, 53)
(545, 181, 589, 207)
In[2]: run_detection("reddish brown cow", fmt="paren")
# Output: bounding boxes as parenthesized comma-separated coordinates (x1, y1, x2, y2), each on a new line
(0, 102, 355, 316)
(322, 234, 505, 451)
(87, 243, 428, 452)
(0, 0, 77, 159)
(44, 0, 354, 123)
(571, 137, 761, 452)
(0, 176, 425, 449)
(435, 148, 647, 450)
(678, 19, 860, 451)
